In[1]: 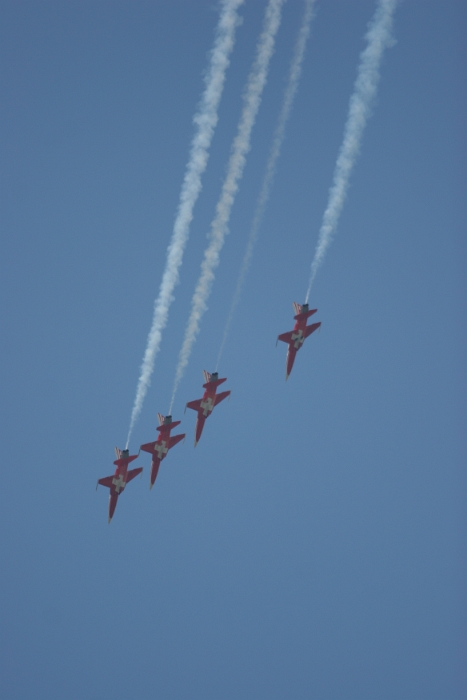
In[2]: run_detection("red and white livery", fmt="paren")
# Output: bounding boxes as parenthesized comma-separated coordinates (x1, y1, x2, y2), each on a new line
(277, 302, 321, 379)
(186, 371, 231, 446)
(140, 414, 185, 489)
(97, 448, 143, 523)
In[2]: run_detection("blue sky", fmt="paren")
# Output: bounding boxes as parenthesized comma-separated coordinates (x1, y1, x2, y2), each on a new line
(0, 1, 465, 698)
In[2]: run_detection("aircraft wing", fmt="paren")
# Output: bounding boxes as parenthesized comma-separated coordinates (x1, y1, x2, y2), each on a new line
(140, 440, 157, 454)
(169, 433, 185, 449)
(304, 322, 321, 338)
(277, 331, 294, 345)
(214, 390, 230, 406)
(186, 399, 202, 412)
(98, 476, 114, 489)
(126, 467, 143, 484)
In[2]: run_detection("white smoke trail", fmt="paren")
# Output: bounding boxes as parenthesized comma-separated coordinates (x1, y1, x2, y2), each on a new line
(170, 0, 286, 413)
(126, 0, 244, 447)
(216, 0, 316, 370)
(305, 0, 397, 302)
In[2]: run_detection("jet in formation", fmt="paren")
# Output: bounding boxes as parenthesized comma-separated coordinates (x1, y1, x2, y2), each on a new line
(186, 371, 231, 445)
(277, 302, 321, 379)
(99, 305, 321, 520)
(97, 448, 143, 523)
(140, 413, 185, 489)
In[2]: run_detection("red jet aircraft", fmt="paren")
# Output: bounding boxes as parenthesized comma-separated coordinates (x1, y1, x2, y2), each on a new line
(186, 371, 231, 445)
(97, 448, 143, 523)
(277, 302, 321, 379)
(140, 414, 185, 489)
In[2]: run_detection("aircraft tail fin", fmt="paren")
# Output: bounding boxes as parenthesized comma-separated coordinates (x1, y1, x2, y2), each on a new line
(202, 371, 227, 389)
(293, 302, 302, 315)
(202, 370, 226, 385)
(293, 304, 318, 321)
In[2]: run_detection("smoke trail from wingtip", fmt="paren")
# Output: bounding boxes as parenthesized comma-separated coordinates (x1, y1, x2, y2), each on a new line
(170, 0, 286, 414)
(305, 0, 397, 303)
(126, 0, 244, 448)
(216, 0, 316, 370)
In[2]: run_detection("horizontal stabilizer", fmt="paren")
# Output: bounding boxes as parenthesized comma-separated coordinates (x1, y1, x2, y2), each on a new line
(113, 452, 139, 467)
(202, 376, 227, 390)
(157, 419, 181, 433)
(202, 369, 227, 389)
(294, 308, 317, 321)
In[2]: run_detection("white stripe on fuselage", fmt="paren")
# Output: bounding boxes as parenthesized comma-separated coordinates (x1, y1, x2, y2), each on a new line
(154, 440, 168, 460)
(200, 397, 214, 416)
(112, 474, 125, 493)
(291, 330, 304, 349)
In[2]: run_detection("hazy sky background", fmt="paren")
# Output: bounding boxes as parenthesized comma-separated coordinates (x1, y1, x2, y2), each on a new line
(0, 1, 465, 698)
